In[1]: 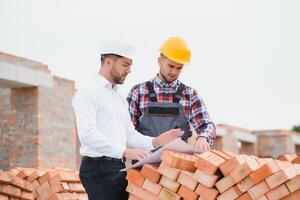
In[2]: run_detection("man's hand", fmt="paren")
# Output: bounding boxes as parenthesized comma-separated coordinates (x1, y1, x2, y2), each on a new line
(123, 148, 151, 161)
(193, 136, 211, 152)
(152, 128, 184, 148)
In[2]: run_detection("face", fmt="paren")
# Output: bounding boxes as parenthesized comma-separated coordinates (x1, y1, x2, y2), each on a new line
(158, 56, 183, 83)
(109, 57, 132, 85)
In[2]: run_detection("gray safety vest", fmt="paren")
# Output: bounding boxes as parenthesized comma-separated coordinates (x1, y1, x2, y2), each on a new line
(136, 81, 192, 142)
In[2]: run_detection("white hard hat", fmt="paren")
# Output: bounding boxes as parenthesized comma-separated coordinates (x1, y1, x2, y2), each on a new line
(100, 40, 135, 60)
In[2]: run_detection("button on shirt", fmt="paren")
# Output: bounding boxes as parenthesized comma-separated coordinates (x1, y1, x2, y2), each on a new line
(72, 75, 154, 159)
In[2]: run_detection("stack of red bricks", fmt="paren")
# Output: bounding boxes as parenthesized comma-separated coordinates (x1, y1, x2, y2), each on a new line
(126, 150, 300, 200)
(0, 167, 88, 200)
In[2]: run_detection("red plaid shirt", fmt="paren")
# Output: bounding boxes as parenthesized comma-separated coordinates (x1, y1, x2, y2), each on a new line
(126, 75, 216, 145)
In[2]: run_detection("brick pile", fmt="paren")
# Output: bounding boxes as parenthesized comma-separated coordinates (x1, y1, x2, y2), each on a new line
(126, 150, 300, 200)
(0, 167, 88, 200)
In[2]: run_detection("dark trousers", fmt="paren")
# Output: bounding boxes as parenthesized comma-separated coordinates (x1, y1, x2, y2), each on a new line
(79, 157, 128, 200)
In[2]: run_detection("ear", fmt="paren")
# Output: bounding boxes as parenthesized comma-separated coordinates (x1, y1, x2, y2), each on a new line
(105, 57, 114, 66)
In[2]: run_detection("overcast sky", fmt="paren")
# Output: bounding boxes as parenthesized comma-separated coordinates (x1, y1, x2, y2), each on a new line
(1, 0, 300, 131)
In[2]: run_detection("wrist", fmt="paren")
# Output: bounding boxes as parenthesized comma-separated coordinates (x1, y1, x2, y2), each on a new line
(152, 138, 159, 148)
(196, 135, 208, 142)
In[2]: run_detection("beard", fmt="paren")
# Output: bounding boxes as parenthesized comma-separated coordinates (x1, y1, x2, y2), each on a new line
(160, 72, 176, 83)
(110, 65, 127, 85)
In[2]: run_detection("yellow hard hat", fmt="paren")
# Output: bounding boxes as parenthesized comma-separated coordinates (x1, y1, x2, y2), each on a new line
(159, 36, 191, 65)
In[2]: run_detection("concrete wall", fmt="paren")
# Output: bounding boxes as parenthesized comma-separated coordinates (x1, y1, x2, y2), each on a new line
(214, 124, 255, 155)
(214, 125, 300, 158)
(0, 87, 11, 169)
(0, 52, 78, 170)
(37, 76, 77, 169)
(254, 130, 297, 158)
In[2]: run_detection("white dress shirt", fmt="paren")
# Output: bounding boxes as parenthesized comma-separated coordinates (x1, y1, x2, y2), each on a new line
(72, 75, 154, 159)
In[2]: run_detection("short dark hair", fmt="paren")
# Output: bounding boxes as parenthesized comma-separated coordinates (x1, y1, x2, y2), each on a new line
(160, 53, 167, 59)
(101, 54, 123, 65)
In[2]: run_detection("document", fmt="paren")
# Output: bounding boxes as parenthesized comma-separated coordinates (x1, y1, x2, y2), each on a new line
(121, 138, 203, 171)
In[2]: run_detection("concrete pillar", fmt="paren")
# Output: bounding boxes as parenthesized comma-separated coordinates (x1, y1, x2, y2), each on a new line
(254, 130, 295, 158)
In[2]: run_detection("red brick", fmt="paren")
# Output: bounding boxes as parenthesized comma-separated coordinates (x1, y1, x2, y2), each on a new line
(55, 171, 80, 183)
(21, 190, 35, 200)
(265, 165, 297, 189)
(0, 194, 8, 200)
(266, 184, 290, 200)
(277, 154, 298, 162)
(236, 177, 254, 192)
(0, 172, 13, 184)
(215, 174, 235, 193)
(175, 153, 197, 172)
(193, 169, 219, 188)
(158, 161, 181, 181)
(161, 150, 197, 172)
(247, 180, 270, 199)
(257, 195, 268, 200)
(219, 155, 246, 176)
(26, 171, 46, 183)
(236, 192, 251, 200)
(159, 175, 180, 193)
(142, 179, 162, 196)
(10, 176, 33, 192)
(68, 183, 85, 193)
(36, 181, 50, 196)
(59, 182, 70, 192)
(159, 187, 181, 200)
(264, 158, 280, 172)
(14, 170, 27, 179)
(126, 168, 145, 187)
(285, 174, 300, 192)
(48, 193, 78, 200)
(248, 161, 279, 184)
(126, 181, 159, 200)
(32, 180, 40, 190)
(9, 168, 21, 177)
(275, 160, 292, 170)
(177, 170, 198, 191)
(160, 150, 181, 168)
(177, 185, 199, 200)
(195, 182, 219, 200)
(211, 150, 233, 160)
(194, 151, 225, 175)
(38, 171, 56, 184)
(0, 184, 21, 198)
(44, 182, 65, 199)
(255, 157, 267, 166)
(223, 151, 237, 157)
(216, 186, 242, 200)
(282, 189, 300, 200)
(230, 158, 259, 183)
(292, 156, 300, 164)
(140, 164, 161, 183)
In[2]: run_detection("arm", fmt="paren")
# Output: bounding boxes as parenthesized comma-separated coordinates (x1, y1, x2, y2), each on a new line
(126, 85, 141, 127)
(72, 88, 126, 159)
(189, 90, 216, 146)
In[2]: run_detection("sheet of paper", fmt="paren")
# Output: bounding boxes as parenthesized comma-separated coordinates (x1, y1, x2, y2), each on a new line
(120, 138, 203, 171)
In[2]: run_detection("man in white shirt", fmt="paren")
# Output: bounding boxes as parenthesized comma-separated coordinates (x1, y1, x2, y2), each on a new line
(72, 41, 183, 200)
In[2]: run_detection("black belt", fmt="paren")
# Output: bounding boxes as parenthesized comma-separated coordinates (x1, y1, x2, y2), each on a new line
(82, 156, 125, 163)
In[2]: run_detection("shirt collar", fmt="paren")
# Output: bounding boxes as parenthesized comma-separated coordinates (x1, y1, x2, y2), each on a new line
(96, 74, 118, 91)
(152, 74, 180, 89)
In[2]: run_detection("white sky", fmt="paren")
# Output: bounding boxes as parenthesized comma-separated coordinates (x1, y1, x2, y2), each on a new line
(1, 0, 300, 131)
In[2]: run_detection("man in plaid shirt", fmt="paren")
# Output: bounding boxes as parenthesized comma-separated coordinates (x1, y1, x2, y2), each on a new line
(127, 36, 216, 151)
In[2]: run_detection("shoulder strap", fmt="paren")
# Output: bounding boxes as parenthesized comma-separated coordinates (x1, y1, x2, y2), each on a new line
(146, 81, 157, 102)
(173, 83, 185, 103)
